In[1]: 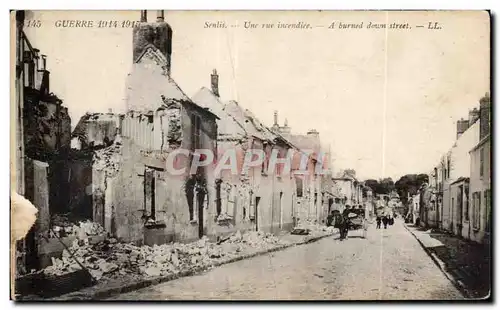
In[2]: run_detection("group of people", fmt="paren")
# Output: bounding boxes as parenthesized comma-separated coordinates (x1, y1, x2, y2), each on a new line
(326, 205, 367, 241)
(326, 206, 397, 239)
(376, 213, 394, 229)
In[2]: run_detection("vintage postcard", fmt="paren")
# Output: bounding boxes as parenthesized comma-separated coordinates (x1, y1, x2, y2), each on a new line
(10, 10, 491, 301)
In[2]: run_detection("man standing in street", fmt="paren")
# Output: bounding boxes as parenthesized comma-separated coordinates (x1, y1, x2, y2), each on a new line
(339, 205, 351, 240)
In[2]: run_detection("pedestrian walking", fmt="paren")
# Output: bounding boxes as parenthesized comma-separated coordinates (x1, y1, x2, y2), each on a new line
(361, 216, 368, 238)
(382, 216, 389, 229)
(376, 216, 381, 229)
(338, 206, 351, 240)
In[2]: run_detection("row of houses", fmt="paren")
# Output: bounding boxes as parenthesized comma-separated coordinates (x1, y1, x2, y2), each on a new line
(13, 10, 376, 273)
(412, 93, 491, 245)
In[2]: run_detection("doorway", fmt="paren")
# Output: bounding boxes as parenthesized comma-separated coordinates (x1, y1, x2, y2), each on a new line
(457, 185, 463, 235)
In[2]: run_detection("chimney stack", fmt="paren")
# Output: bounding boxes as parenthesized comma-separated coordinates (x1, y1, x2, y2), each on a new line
(468, 108, 480, 126)
(157, 10, 165, 22)
(133, 9, 173, 76)
(280, 118, 291, 134)
(273, 111, 278, 126)
(211, 69, 219, 97)
(41, 55, 47, 71)
(479, 92, 491, 140)
(307, 129, 320, 138)
(456, 118, 469, 139)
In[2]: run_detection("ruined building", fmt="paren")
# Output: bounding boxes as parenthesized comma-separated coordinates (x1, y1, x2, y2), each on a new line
(14, 13, 73, 273)
(193, 70, 297, 236)
(70, 10, 218, 245)
(271, 112, 336, 224)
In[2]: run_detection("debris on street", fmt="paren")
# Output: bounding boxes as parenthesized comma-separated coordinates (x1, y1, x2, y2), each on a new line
(42, 229, 302, 282)
(49, 215, 106, 239)
(294, 219, 337, 236)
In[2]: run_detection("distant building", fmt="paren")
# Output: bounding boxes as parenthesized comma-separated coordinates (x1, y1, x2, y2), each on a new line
(439, 104, 480, 233)
(271, 112, 333, 224)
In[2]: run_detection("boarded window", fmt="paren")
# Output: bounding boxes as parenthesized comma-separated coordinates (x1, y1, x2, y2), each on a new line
(144, 167, 156, 219)
(473, 192, 481, 229)
(227, 186, 235, 218)
(215, 179, 222, 217)
(484, 190, 491, 232)
(191, 114, 202, 151)
(480, 148, 485, 177)
(261, 145, 270, 175)
(464, 184, 470, 221)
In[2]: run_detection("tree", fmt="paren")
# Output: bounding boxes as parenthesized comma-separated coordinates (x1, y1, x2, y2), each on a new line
(364, 179, 379, 193)
(379, 178, 395, 194)
(395, 174, 429, 205)
(363, 178, 394, 195)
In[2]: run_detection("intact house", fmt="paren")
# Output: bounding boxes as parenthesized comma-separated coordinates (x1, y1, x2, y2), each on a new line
(332, 170, 363, 212)
(467, 93, 491, 244)
(69, 10, 219, 246)
(439, 106, 480, 234)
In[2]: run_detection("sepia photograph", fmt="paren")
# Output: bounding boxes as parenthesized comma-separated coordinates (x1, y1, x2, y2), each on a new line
(10, 9, 491, 301)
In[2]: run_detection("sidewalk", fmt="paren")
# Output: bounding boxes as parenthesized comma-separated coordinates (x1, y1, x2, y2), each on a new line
(404, 224, 491, 299)
(19, 227, 338, 301)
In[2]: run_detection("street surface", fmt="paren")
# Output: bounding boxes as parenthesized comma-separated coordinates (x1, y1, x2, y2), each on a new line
(108, 219, 464, 300)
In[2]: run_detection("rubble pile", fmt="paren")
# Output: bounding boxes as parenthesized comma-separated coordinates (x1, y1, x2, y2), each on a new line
(294, 219, 337, 236)
(50, 218, 106, 239)
(93, 138, 122, 177)
(42, 230, 289, 281)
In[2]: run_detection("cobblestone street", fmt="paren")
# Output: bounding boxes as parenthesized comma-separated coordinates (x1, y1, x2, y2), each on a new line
(108, 219, 464, 300)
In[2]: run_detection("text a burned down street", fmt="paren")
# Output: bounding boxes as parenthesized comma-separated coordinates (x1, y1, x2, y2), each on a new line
(13, 10, 490, 301)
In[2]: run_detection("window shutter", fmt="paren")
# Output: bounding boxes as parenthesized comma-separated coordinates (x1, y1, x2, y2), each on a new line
(227, 186, 235, 217)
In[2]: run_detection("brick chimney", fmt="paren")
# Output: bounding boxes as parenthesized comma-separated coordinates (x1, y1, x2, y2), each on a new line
(280, 118, 291, 134)
(468, 107, 480, 126)
(133, 10, 173, 75)
(456, 118, 469, 139)
(271, 111, 280, 132)
(40, 54, 47, 71)
(211, 69, 219, 97)
(479, 92, 491, 140)
(307, 129, 320, 139)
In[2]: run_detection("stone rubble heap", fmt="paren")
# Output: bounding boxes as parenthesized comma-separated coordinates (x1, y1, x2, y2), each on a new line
(50, 217, 106, 239)
(93, 138, 122, 177)
(294, 219, 337, 236)
(43, 230, 288, 281)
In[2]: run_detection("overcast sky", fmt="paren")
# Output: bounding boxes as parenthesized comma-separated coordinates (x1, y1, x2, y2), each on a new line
(23, 10, 490, 181)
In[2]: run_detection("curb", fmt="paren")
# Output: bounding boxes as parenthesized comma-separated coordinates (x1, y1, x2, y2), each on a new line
(49, 231, 338, 300)
(403, 223, 472, 299)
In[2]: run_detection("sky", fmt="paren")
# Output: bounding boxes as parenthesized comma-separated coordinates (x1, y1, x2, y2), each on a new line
(22, 10, 490, 181)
